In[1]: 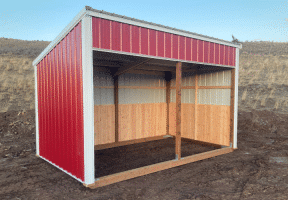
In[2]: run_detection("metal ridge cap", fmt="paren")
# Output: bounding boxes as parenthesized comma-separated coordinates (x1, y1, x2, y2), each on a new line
(85, 6, 241, 48)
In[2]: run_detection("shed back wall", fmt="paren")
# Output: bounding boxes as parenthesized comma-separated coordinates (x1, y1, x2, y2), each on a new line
(94, 71, 166, 145)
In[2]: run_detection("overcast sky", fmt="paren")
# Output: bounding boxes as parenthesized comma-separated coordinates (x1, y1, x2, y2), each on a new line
(1, 0, 288, 42)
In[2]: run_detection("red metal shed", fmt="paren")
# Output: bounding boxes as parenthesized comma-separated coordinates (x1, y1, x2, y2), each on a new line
(33, 6, 242, 188)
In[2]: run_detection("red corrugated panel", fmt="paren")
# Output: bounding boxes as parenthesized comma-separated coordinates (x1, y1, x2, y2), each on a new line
(224, 45, 229, 65)
(141, 27, 148, 55)
(179, 36, 185, 60)
(204, 41, 209, 63)
(149, 29, 156, 56)
(101, 19, 111, 50)
(164, 32, 172, 58)
(92, 16, 235, 66)
(172, 34, 178, 59)
(186, 37, 191, 61)
(210, 42, 215, 64)
(220, 44, 224, 65)
(215, 43, 220, 64)
(122, 23, 130, 52)
(112, 21, 121, 51)
(157, 31, 164, 57)
(131, 26, 139, 54)
(37, 22, 84, 181)
(228, 46, 233, 66)
(192, 38, 197, 62)
(198, 40, 203, 63)
(92, 17, 100, 48)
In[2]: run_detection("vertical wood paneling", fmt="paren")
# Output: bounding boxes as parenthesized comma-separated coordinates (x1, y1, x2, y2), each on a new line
(210, 42, 215, 64)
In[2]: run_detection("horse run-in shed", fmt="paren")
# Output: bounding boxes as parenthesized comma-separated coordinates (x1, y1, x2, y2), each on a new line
(32, 6, 242, 188)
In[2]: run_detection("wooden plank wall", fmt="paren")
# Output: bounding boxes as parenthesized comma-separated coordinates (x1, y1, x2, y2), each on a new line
(169, 70, 231, 146)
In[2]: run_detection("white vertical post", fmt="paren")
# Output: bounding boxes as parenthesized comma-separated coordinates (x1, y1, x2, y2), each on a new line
(82, 14, 95, 184)
(233, 48, 239, 149)
(34, 65, 39, 155)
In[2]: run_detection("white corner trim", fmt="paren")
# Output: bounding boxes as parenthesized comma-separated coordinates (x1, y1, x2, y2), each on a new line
(82, 15, 95, 185)
(34, 65, 39, 155)
(32, 8, 87, 66)
(87, 11, 241, 48)
(233, 48, 239, 149)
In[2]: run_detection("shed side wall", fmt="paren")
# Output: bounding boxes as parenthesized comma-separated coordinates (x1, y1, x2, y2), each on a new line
(92, 17, 236, 67)
(36, 22, 84, 181)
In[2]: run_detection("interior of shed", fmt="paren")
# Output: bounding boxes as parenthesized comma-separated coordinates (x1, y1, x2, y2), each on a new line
(92, 49, 234, 161)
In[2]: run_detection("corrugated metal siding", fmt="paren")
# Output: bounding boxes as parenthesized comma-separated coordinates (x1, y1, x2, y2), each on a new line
(94, 71, 114, 105)
(37, 22, 84, 181)
(118, 73, 166, 104)
(170, 70, 231, 105)
(92, 17, 236, 67)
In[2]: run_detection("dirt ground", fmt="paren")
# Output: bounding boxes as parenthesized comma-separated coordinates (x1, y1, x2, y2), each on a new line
(1, 108, 288, 200)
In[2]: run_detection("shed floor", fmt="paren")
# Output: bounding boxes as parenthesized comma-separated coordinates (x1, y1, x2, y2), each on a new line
(94, 137, 218, 178)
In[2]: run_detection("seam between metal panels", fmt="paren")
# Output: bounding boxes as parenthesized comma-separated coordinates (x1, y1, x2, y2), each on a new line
(92, 47, 236, 69)
(86, 7, 242, 48)
(32, 8, 87, 66)
(38, 155, 84, 183)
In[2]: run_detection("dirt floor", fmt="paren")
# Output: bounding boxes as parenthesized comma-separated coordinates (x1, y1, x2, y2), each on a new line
(1, 109, 288, 199)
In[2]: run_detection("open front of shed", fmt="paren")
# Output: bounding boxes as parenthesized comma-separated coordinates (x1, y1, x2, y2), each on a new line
(32, 6, 242, 188)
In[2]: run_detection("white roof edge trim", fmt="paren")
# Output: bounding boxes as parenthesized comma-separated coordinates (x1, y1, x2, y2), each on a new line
(86, 8, 242, 49)
(32, 8, 88, 66)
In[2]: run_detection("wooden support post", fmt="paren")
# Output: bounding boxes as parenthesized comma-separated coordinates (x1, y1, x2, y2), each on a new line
(114, 76, 119, 143)
(194, 70, 198, 140)
(175, 62, 182, 160)
(230, 69, 235, 147)
(165, 72, 172, 136)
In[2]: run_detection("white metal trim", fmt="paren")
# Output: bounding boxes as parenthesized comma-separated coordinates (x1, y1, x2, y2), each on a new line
(38, 155, 84, 183)
(34, 65, 39, 155)
(233, 48, 239, 149)
(92, 47, 236, 69)
(87, 10, 241, 48)
(32, 8, 87, 66)
(82, 15, 95, 185)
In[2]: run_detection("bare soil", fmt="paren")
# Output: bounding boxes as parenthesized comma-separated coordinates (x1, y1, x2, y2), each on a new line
(1, 108, 288, 200)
